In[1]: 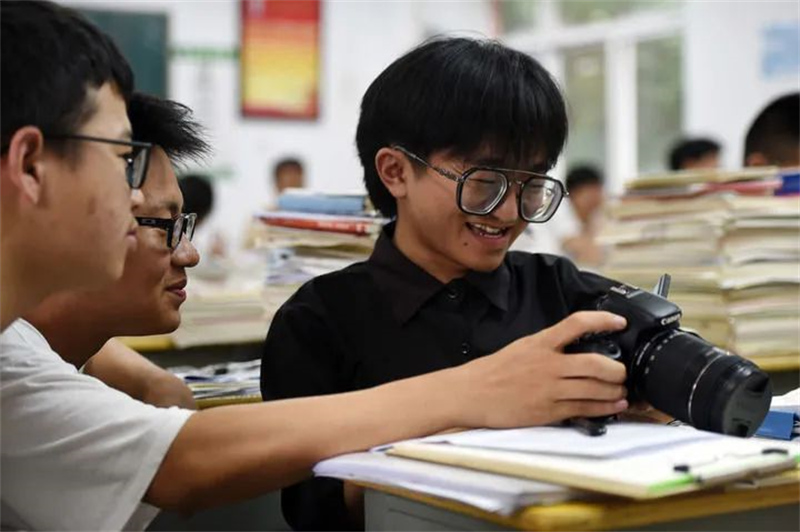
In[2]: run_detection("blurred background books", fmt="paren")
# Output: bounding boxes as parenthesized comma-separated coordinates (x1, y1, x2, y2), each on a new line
(600, 167, 800, 363)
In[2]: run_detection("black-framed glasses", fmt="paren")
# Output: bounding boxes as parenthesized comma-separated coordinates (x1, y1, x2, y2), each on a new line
(47, 134, 152, 189)
(393, 145, 567, 223)
(136, 213, 197, 250)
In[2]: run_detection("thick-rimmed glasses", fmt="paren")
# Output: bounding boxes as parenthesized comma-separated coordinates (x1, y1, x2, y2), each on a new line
(136, 213, 197, 250)
(394, 145, 567, 223)
(48, 134, 152, 189)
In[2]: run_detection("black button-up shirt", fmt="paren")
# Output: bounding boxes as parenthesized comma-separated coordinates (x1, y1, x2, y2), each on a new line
(260, 223, 614, 530)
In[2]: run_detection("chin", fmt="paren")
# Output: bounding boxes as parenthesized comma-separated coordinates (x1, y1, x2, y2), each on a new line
(467, 255, 506, 273)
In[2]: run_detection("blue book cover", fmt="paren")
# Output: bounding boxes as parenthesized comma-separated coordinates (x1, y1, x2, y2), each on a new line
(278, 192, 366, 215)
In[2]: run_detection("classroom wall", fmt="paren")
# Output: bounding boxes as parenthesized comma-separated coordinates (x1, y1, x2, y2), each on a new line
(684, 0, 799, 168)
(60, 0, 493, 248)
(59, 0, 798, 246)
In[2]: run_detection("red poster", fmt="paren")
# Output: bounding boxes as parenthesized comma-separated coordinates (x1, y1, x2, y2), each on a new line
(241, 0, 321, 119)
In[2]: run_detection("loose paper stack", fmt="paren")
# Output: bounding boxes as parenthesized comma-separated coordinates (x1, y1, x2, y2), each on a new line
(599, 167, 800, 361)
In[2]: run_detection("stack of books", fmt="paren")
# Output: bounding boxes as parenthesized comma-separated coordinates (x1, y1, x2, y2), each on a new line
(599, 167, 800, 363)
(250, 189, 387, 314)
(169, 359, 262, 408)
(172, 270, 270, 348)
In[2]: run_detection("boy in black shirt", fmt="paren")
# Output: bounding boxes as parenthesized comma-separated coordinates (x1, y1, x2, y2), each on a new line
(261, 37, 628, 530)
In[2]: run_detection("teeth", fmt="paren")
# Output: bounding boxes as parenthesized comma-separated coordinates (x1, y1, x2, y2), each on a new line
(471, 223, 504, 235)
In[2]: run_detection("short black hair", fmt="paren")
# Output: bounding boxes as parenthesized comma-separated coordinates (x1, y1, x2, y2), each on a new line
(668, 138, 721, 170)
(127, 92, 210, 163)
(356, 37, 568, 218)
(1, 0, 134, 151)
(744, 93, 800, 166)
(179, 174, 214, 221)
(273, 157, 303, 180)
(565, 165, 603, 194)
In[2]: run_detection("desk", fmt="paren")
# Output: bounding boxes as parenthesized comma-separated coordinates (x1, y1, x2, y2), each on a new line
(362, 477, 800, 531)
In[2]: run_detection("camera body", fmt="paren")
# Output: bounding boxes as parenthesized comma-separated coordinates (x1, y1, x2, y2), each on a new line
(566, 281, 771, 437)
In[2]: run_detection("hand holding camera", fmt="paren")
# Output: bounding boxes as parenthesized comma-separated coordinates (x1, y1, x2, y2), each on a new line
(565, 274, 771, 437)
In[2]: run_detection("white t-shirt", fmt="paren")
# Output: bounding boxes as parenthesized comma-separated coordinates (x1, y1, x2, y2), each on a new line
(0, 319, 194, 531)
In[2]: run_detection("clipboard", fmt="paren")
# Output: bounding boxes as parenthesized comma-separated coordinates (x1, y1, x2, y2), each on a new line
(384, 423, 800, 499)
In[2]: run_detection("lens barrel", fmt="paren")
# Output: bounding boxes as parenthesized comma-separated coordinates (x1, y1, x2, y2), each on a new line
(630, 330, 771, 437)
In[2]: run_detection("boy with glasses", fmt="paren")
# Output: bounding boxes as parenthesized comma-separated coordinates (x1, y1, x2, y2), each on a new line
(0, 0, 148, 331)
(21, 92, 207, 411)
(261, 37, 629, 530)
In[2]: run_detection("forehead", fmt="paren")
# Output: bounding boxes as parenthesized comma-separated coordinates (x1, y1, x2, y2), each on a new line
(79, 83, 132, 140)
(443, 143, 547, 171)
(138, 147, 182, 216)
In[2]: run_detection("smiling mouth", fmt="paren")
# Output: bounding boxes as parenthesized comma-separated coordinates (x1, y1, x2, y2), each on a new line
(466, 222, 510, 238)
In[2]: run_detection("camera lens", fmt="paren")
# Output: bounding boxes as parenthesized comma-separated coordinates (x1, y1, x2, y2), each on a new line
(629, 330, 771, 437)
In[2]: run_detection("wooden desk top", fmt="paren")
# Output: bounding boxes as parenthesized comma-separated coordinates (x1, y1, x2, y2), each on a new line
(757, 355, 800, 372)
(118, 335, 174, 352)
(359, 471, 800, 531)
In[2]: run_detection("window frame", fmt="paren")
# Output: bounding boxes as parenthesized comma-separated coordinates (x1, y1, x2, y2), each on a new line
(500, 1, 683, 194)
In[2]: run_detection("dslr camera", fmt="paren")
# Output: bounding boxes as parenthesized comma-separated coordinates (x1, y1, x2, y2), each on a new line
(565, 275, 771, 437)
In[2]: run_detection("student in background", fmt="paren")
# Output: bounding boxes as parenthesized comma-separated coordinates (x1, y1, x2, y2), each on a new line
(0, 0, 144, 330)
(743, 93, 800, 168)
(668, 138, 721, 170)
(512, 165, 606, 267)
(180, 173, 227, 258)
(2, 37, 625, 529)
(180, 174, 214, 226)
(274, 156, 305, 194)
(261, 37, 630, 530)
(22, 92, 208, 411)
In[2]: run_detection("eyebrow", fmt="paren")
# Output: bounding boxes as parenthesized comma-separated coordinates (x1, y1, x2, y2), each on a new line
(116, 128, 133, 142)
(157, 200, 182, 217)
(468, 158, 550, 174)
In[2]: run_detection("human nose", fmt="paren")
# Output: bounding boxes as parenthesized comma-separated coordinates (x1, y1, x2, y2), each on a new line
(130, 188, 145, 210)
(491, 181, 521, 223)
(172, 236, 200, 268)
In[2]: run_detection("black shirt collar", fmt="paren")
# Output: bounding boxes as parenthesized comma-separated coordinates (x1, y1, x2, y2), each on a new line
(368, 222, 511, 324)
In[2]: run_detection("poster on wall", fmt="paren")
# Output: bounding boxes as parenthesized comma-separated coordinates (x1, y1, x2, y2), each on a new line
(240, 0, 321, 119)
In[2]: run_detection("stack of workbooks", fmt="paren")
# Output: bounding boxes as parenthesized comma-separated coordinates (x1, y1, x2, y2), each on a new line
(249, 190, 387, 315)
(599, 167, 800, 363)
(169, 359, 262, 408)
(315, 422, 800, 516)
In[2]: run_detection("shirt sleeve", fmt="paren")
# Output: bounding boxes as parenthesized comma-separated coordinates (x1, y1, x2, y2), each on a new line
(0, 332, 194, 531)
(260, 283, 355, 531)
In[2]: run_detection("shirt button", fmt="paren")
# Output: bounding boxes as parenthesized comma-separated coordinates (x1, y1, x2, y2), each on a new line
(447, 289, 459, 300)
(461, 342, 471, 356)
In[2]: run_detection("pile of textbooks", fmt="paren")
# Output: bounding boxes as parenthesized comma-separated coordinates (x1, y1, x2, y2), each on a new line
(599, 167, 799, 363)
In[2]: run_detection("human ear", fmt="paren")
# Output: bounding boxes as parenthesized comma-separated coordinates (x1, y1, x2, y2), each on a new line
(4, 126, 47, 205)
(375, 147, 411, 201)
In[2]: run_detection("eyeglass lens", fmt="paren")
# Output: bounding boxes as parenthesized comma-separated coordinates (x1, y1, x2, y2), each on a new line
(127, 147, 149, 189)
(460, 171, 562, 222)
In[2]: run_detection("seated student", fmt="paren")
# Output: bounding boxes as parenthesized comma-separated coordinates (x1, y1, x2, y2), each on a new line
(261, 37, 630, 530)
(180, 173, 229, 262)
(515, 165, 606, 267)
(743, 93, 800, 168)
(274, 156, 305, 194)
(668, 137, 721, 170)
(0, 0, 144, 330)
(1, 10, 628, 528)
(23, 92, 209, 411)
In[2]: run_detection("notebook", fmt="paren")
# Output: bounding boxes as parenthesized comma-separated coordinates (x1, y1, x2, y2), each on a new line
(383, 422, 799, 499)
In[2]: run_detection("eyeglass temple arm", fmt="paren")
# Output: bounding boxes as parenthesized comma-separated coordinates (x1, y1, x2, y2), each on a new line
(392, 145, 462, 183)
